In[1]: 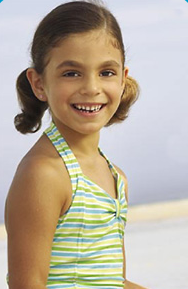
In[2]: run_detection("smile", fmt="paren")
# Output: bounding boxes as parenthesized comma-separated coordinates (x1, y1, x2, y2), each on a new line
(72, 103, 105, 113)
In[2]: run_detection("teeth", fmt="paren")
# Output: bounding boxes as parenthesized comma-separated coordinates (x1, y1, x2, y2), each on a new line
(74, 104, 102, 112)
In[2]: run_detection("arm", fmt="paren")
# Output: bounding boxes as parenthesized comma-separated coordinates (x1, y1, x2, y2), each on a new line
(5, 155, 70, 289)
(124, 280, 148, 289)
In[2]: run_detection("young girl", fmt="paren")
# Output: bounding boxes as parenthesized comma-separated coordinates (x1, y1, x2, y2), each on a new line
(5, 1, 148, 288)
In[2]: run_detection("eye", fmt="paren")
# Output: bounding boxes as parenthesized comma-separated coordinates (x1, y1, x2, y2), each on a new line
(100, 70, 116, 77)
(62, 71, 81, 77)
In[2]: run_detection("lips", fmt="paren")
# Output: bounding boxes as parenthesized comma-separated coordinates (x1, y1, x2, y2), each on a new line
(72, 103, 105, 113)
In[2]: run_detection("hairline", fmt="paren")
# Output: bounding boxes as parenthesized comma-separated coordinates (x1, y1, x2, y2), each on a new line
(38, 29, 125, 75)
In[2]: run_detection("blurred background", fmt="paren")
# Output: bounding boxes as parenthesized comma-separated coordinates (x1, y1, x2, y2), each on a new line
(0, 0, 188, 288)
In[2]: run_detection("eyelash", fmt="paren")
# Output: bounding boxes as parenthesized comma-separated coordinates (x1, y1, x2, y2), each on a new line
(100, 70, 116, 77)
(62, 71, 80, 77)
(62, 70, 116, 77)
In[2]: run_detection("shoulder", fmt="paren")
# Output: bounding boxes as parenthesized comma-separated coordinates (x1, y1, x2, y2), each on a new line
(12, 134, 71, 195)
(113, 164, 128, 187)
(113, 164, 128, 202)
(5, 135, 71, 227)
(19, 133, 70, 185)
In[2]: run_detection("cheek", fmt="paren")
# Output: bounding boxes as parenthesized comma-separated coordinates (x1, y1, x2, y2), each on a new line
(56, 82, 77, 98)
(106, 82, 122, 99)
(46, 84, 69, 103)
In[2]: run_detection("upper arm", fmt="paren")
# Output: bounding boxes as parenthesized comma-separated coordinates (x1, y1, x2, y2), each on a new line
(5, 157, 68, 289)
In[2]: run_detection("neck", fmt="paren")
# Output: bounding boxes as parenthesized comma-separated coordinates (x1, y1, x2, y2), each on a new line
(53, 120, 100, 158)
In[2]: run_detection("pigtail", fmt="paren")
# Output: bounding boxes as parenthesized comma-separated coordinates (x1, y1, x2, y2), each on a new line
(106, 76, 140, 126)
(14, 69, 48, 134)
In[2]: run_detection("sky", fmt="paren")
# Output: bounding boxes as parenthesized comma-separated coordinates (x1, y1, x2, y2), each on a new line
(0, 0, 188, 223)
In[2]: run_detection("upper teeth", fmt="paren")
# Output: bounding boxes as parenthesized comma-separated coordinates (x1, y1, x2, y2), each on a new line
(74, 104, 102, 111)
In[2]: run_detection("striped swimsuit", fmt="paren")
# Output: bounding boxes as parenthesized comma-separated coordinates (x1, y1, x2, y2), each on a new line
(45, 122, 127, 289)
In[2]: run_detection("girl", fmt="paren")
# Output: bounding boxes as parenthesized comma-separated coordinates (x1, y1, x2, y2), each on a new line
(5, 1, 148, 289)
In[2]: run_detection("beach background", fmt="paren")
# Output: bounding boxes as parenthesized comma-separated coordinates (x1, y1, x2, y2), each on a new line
(0, 0, 188, 288)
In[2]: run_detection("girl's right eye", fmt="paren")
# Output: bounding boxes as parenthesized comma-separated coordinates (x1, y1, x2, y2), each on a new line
(62, 71, 81, 77)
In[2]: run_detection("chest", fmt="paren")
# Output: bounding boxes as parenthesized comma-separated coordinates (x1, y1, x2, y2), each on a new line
(78, 156, 117, 199)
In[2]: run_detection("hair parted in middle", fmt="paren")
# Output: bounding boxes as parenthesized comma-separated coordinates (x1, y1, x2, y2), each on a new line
(15, 0, 139, 134)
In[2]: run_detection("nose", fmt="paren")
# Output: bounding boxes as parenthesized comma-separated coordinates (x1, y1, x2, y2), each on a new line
(79, 75, 101, 97)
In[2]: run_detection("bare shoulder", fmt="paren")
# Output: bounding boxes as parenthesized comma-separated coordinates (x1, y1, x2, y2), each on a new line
(113, 164, 128, 202)
(5, 134, 72, 228)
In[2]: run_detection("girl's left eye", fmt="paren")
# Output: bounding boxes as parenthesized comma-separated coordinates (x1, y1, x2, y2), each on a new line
(100, 70, 116, 77)
(62, 71, 80, 77)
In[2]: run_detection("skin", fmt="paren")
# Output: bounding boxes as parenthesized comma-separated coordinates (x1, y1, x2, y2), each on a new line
(5, 30, 148, 289)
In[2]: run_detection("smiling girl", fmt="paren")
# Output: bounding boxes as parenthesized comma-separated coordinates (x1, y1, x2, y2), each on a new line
(5, 1, 148, 289)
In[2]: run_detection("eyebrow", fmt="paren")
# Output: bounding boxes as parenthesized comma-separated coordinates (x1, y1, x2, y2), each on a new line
(56, 60, 121, 70)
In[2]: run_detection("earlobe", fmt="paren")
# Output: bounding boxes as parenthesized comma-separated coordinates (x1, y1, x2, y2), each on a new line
(26, 68, 47, 102)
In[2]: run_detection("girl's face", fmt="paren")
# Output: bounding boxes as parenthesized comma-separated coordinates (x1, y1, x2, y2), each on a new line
(40, 30, 128, 135)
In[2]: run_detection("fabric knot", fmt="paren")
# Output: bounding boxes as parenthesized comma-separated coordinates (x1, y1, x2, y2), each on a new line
(115, 199, 120, 218)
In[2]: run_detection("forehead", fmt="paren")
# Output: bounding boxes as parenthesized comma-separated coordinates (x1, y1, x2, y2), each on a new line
(45, 30, 123, 69)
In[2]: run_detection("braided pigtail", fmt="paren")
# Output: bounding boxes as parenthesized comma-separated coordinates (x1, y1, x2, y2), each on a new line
(14, 69, 48, 134)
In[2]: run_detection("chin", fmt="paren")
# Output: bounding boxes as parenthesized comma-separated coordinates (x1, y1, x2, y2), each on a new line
(76, 123, 104, 135)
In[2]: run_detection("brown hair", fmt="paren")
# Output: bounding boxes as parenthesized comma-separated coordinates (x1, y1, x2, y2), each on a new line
(15, 0, 139, 134)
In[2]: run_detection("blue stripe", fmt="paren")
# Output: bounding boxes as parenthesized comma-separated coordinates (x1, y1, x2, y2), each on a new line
(56, 219, 117, 230)
(52, 248, 122, 257)
(75, 192, 114, 205)
(47, 285, 74, 289)
(51, 263, 122, 270)
(68, 208, 112, 214)
(53, 233, 121, 243)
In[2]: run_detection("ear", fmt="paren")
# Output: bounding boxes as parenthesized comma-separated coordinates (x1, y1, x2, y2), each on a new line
(124, 66, 129, 79)
(26, 68, 47, 102)
(121, 66, 129, 91)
